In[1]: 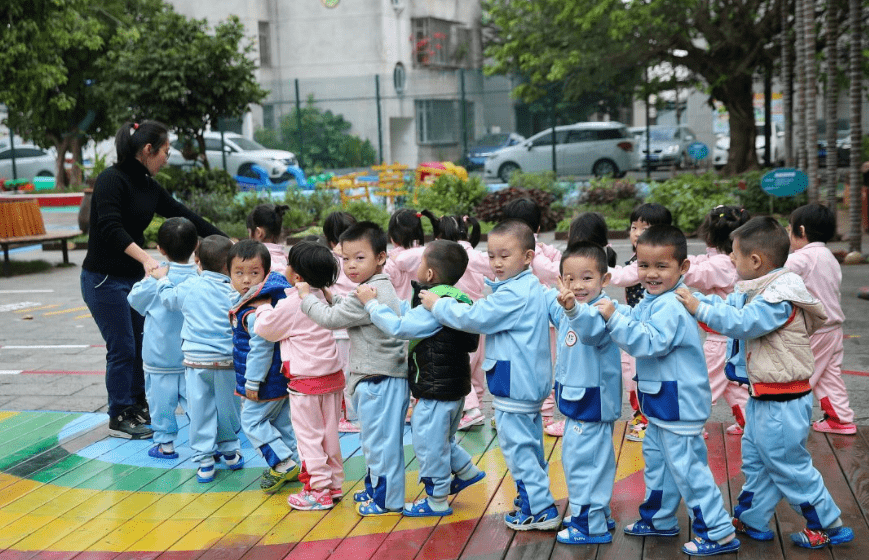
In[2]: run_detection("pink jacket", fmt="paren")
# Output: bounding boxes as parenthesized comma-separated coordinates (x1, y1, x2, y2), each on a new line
(456, 240, 493, 301)
(684, 248, 738, 299)
(786, 242, 844, 330)
(253, 288, 343, 377)
(608, 259, 639, 287)
(386, 245, 425, 301)
(264, 243, 287, 275)
(530, 240, 561, 288)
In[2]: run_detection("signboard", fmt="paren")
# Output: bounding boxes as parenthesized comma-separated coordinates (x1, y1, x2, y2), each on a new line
(687, 142, 708, 160)
(760, 168, 808, 197)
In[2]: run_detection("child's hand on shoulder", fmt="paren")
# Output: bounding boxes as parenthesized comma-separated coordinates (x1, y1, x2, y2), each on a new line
(295, 281, 311, 299)
(245, 388, 259, 401)
(150, 265, 168, 280)
(675, 287, 700, 315)
(556, 277, 575, 310)
(355, 284, 377, 304)
(419, 290, 441, 310)
(594, 298, 615, 321)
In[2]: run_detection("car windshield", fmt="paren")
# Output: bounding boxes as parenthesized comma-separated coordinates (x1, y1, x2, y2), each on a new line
(649, 128, 678, 141)
(817, 119, 850, 138)
(476, 133, 510, 145)
(230, 137, 267, 151)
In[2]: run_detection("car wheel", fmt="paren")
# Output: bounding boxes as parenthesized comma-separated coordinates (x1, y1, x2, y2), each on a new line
(237, 163, 257, 178)
(36, 170, 53, 177)
(498, 162, 520, 183)
(592, 159, 618, 178)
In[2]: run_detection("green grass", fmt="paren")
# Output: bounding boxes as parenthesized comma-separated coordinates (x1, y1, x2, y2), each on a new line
(2, 259, 55, 276)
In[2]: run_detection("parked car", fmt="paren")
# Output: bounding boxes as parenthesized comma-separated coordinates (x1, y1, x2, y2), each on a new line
(817, 119, 851, 167)
(633, 125, 700, 169)
(0, 144, 55, 180)
(168, 132, 301, 183)
(483, 122, 638, 182)
(465, 132, 525, 170)
(713, 122, 785, 169)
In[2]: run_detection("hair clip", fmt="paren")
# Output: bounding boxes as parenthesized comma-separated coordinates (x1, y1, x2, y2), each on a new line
(416, 212, 422, 218)
(130, 122, 139, 135)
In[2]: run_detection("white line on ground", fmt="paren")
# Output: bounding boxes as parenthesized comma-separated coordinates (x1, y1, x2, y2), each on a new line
(0, 290, 54, 294)
(0, 370, 22, 375)
(0, 345, 91, 349)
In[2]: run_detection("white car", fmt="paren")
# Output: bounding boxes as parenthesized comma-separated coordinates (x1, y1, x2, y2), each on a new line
(483, 122, 639, 182)
(0, 144, 55, 180)
(714, 122, 785, 169)
(168, 132, 301, 182)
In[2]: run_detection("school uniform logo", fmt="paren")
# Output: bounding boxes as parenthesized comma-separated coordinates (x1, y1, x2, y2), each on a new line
(565, 330, 577, 347)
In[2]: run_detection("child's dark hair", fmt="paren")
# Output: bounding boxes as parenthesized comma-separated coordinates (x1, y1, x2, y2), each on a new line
(114, 120, 169, 164)
(157, 217, 198, 263)
(288, 241, 339, 289)
(227, 239, 271, 274)
(437, 215, 481, 248)
(323, 211, 357, 247)
(697, 205, 751, 254)
(423, 240, 469, 286)
(388, 208, 440, 248)
(246, 204, 288, 243)
(339, 221, 388, 255)
(567, 212, 617, 267)
(789, 203, 836, 243)
(731, 216, 790, 268)
(491, 219, 535, 252)
(198, 235, 233, 274)
(561, 241, 609, 276)
(630, 203, 672, 227)
(636, 225, 687, 263)
(502, 198, 542, 233)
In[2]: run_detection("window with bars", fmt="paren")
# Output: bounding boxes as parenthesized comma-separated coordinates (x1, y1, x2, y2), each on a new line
(415, 99, 474, 145)
(411, 17, 471, 68)
(258, 21, 272, 67)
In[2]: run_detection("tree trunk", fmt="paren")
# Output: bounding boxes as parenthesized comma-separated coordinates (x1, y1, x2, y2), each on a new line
(53, 136, 72, 190)
(68, 135, 84, 187)
(848, 0, 862, 252)
(196, 134, 211, 170)
(783, 0, 794, 167)
(721, 74, 759, 175)
(825, 0, 838, 209)
(796, 0, 807, 171)
(804, 0, 819, 202)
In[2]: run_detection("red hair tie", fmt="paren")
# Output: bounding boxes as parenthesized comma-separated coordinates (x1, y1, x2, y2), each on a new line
(416, 212, 422, 218)
(133, 122, 139, 129)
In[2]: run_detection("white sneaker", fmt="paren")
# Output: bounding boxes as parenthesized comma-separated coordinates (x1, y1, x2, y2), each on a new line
(458, 409, 485, 430)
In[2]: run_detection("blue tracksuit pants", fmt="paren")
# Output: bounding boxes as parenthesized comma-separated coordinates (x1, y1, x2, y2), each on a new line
(186, 366, 241, 467)
(354, 376, 410, 511)
(639, 423, 734, 541)
(494, 409, 554, 516)
(734, 394, 841, 532)
(145, 370, 187, 445)
(411, 397, 473, 499)
(241, 396, 299, 468)
(562, 419, 615, 535)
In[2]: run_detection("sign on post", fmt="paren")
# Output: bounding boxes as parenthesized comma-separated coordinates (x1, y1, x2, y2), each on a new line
(687, 142, 709, 161)
(760, 168, 808, 197)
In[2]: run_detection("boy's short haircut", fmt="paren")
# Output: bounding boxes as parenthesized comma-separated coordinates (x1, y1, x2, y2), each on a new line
(288, 241, 339, 289)
(789, 203, 836, 243)
(227, 239, 271, 274)
(339, 221, 388, 255)
(423, 239, 469, 286)
(560, 241, 608, 276)
(731, 216, 790, 268)
(636, 225, 687, 263)
(198, 235, 233, 274)
(502, 198, 542, 233)
(323, 211, 357, 246)
(630, 203, 673, 226)
(490, 219, 536, 252)
(157, 217, 198, 263)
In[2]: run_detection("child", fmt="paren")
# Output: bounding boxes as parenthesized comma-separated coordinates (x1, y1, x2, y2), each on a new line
(436, 214, 493, 430)
(323, 211, 361, 433)
(299, 221, 409, 516)
(786, 204, 856, 435)
(683, 205, 750, 437)
(254, 241, 345, 510)
(247, 203, 288, 274)
(547, 242, 621, 544)
(227, 240, 300, 494)
(128, 217, 199, 459)
(154, 235, 243, 483)
(677, 217, 854, 550)
(421, 220, 558, 531)
(607, 203, 672, 442)
(385, 208, 440, 301)
(357, 239, 486, 517)
(595, 225, 738, 556)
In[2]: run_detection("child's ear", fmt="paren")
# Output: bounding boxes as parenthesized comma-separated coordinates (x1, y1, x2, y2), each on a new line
(750, 252, 764, 270)
(156, 245, 168, 257)
(376, 251, 387, 266)
(524, 248, 535, 265)
(601, 271, 611, 288)
(679, 258, 690, 276)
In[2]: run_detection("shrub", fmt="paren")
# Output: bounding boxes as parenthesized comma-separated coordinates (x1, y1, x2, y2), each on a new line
(144, 216, 165, 247)
(473, 187, 565, 231)
(415, 174, 488, 216)
(157, 166, 237, 199)
(646, 173, 737, 233)
(579, 177, 639, 206)
(282, 188, 338, 231)
(325, 200, 391, 230)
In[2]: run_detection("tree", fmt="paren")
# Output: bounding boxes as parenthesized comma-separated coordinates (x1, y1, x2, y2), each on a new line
(803, 0, 820, 201)
(824, 0, 839, 208)
(847, 0, 862, 252)
(101, 5, 268, 170)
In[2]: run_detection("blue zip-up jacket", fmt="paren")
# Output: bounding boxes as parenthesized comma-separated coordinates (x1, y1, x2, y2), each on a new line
(157, 270, 235, 362)
(547, 290, 622, 422)
(128, 262, 198, 374)
(230, 272, 291, 401)
(430, 268, 551, 413)
(605, 280, 710, 433)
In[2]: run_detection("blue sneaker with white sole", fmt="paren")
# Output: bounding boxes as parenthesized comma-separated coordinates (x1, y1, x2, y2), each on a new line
(504, 504, 560, 531)
(197, 465, 215, 483)
(557, 526, 613, 544)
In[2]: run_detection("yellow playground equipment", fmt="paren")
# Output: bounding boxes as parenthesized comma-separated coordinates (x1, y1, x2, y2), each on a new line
(329, 161, 468, 208)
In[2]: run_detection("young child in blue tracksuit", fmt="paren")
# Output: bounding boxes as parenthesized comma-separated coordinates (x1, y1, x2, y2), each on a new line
(299, 221, 408, 516)
(128, 217, 199, 460)
(546, 242, 621, 545)
(421, 220, 558, 531)
(227, 240, 300, 494)
(676, 217, 854, 551)
(357, 239, 486, 518)
(153, 235, 242, 483)
(594, 225, 738, 557)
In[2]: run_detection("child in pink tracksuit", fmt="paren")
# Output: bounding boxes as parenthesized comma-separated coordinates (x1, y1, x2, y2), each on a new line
(786, 204, 856, 435)
(247, 204, 288, 275)
(253, 241, 346, 510)
(684, 205, 751, 436)
(384, 208, 441, 301)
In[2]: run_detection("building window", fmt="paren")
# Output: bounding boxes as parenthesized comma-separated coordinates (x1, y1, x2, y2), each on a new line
(415, 99, 474, 145)
(262, 105, 275, 130)
(258, 21, 272, 67)
(411, 17, 470, 68)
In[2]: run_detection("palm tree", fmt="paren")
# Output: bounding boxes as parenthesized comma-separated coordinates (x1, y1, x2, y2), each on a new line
(848, 0, 862, 252)
(825, 0, 839, 210)
(796, 0, 807, 172)
(782, 0, 794, 167)
(804, 0, 819, 202)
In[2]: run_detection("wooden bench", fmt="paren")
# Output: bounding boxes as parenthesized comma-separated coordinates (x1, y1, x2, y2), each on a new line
(0, 229, 82, 276)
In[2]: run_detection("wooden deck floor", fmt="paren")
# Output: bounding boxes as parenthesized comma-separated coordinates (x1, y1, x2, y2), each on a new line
(0, 411, 866, 559)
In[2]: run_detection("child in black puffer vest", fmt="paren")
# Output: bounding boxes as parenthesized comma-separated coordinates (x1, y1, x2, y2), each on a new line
(356, 239, 486, 517)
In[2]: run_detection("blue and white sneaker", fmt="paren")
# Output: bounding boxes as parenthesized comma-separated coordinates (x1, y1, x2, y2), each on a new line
(623, 519, 680, 537)
(449, 471, 486, 495)
(197, 465, 215, 483)
(562, 515, 616, 531)
(222, 452, 244, 471)
(557, 526, 613, 544)
(504, 504, 560, 531)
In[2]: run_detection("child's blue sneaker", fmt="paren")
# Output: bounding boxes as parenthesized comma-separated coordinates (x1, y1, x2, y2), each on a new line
(148, 444, 178, 460)
(449, 471, 486, 495)
(353, 489, 372, 503)
(403, 497, 453, 517)
(733, 518, 773, 541)
(557, 526, 613, 545)
(504, 504, 560, 531)
(623, 519, 680, 537)
(222, 452, 244, 471)
(356, 500, 402, 517)
(682, 536, 740, 556)
(791, 526, 854, 549)
(563, 515, 616, 532)
(197, 465, 215, 483)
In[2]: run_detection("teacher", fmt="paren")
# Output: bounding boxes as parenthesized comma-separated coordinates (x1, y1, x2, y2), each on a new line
(81, 120, 226, 439)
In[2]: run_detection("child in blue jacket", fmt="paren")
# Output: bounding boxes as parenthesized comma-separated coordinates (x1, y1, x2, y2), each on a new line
(421, 220, 557, 531)
(128, 217, 199, 459)
(595, 225, 738, 557)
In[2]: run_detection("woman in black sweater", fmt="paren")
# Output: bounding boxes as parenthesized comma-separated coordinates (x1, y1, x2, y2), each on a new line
(81, 120, 226, 438)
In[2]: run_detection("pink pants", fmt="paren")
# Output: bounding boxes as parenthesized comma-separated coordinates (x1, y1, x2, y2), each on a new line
(289, 390, 344, 492)
(704, 336, 748, 426)
(809, 327, 854, 424)
(464, 337, 486, 411)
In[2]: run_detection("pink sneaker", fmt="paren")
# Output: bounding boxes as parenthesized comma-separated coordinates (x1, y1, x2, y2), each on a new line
(338, 418, 360, 433)
(813, 417, 857, 435)
(330, 487, 343, 502)
(458, 409, 485, 431)
(287, 488, 334, 511)
(544, 419, 565, 437)
(726, 423, 744, 436)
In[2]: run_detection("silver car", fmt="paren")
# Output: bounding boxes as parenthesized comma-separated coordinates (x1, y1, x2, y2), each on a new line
(0, 144, 55, 181)
(168, 132, 301, 182)
(634, 125, 700, 169)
